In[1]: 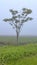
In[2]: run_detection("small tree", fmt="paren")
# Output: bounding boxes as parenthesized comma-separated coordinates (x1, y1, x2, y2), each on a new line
(3, 8, 33, 44)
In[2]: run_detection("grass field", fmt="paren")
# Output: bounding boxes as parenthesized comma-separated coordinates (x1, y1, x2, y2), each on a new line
(0, 43, 37, 65)
(0, 36, 37, 65)
(0, 36, 37, 45)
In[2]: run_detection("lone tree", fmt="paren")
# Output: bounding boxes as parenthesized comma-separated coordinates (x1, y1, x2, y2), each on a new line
(3, 8, 33, 44)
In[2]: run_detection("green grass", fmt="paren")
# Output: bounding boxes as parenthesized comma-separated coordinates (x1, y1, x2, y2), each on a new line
(0, 43, 37, 65)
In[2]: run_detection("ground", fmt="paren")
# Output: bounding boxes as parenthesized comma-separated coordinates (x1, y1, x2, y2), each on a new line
(0, 43, 37, 65)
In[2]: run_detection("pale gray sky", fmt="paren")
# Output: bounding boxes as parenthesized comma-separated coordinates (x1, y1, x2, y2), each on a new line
(0, 0, 37, 36)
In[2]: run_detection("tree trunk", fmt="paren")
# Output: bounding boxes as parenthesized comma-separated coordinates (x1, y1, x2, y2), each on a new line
(16, 32, 19, 45)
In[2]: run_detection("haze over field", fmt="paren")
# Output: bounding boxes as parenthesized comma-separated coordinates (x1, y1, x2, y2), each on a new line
(0, 0, 37, 36)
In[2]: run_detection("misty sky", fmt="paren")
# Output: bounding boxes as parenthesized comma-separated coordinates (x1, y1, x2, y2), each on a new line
(0, 0, 37, 36)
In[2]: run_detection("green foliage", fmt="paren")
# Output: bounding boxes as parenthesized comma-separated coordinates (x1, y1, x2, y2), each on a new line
(0, 43, 37, 65)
